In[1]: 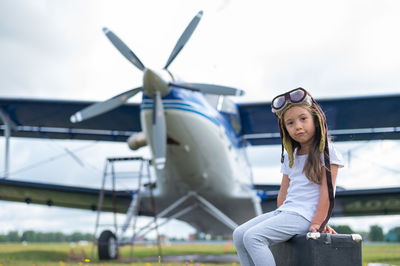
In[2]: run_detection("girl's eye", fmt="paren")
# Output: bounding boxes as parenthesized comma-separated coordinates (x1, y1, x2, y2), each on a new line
(287, 121, 293, 126)
(301, 117, 307, 120)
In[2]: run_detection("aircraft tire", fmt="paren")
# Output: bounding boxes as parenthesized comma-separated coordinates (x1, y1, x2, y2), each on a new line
(98, 230, 118, 260)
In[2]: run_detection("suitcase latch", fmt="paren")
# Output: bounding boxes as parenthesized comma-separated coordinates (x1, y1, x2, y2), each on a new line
(351, 234, 363, 242)
(306, 232, 321, 240)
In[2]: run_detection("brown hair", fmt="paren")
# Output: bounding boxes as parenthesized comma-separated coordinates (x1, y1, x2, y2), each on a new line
(282, 104, 328, 184)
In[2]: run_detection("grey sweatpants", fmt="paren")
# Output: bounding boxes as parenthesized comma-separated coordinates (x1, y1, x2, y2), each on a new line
(233, 210, 310, 266)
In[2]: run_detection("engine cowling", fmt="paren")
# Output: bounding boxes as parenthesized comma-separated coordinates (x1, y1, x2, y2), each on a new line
(127, 132, 147, 150)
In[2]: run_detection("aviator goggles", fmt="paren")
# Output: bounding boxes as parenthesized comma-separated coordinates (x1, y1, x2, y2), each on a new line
(271, 87, 313, 117)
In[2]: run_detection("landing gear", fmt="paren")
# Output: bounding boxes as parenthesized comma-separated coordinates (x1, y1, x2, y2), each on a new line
(92, 157, 161, 261)
(98, 230, 118, 260)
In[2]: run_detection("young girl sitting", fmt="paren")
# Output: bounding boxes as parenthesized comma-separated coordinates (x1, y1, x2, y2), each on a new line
(233, 88, 344, 266)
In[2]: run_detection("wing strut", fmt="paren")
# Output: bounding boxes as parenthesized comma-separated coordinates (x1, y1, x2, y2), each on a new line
(136, 191, 239, 232)
(0, 109, 17, 179)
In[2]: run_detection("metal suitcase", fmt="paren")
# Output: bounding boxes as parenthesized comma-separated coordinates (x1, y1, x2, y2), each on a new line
(270, 233, 362, 266)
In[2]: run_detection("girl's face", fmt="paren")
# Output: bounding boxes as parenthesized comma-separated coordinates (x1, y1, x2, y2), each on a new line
(283, 106, 316, 148)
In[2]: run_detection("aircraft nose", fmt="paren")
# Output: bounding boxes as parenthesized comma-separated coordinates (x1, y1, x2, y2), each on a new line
(142, 68, 171, 98)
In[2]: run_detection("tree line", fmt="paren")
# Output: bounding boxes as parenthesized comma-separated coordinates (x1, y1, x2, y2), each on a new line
(331, 225, 400, 242)
(1, 225, 399, 242)
(0, 231, 93, 243)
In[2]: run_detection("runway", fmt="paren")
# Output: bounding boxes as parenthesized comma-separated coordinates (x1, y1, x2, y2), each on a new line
(137, 254, 240, 263)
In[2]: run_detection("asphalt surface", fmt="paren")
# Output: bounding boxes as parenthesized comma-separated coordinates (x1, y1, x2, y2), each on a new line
(134, 254, 240, 263)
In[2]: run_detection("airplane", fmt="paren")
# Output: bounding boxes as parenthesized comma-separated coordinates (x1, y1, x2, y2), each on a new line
(1, 10, 400, 260)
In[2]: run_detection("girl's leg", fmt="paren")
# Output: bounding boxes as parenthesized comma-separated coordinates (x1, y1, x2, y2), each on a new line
(232, 211, 276, 266)
(243, 211, 310, 266)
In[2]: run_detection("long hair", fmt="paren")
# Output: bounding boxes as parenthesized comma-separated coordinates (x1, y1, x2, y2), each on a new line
(282, 104, 328, 184)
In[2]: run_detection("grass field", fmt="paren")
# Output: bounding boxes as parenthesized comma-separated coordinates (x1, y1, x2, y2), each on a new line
(0, 242, 399, 265)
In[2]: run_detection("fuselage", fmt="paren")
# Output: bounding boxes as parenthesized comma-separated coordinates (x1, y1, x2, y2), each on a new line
(139, 87, 259, 233)
(141, 87, 253, 196)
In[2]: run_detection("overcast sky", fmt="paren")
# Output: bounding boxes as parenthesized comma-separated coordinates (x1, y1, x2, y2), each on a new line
(1, 0, 400, 238)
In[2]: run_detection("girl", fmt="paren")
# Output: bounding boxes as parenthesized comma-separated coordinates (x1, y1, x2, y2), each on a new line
(233, 88, 344, 266)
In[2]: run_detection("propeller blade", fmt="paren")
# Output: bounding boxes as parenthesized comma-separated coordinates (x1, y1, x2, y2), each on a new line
(170, 82, 245, 96)
(152, 91, 166, 169)
(103, 27, 146, 71)
(164, 11, 203, 69)
(70, 87, 142, 123)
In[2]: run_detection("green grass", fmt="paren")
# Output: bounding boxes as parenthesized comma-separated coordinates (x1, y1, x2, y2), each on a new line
(363, 243, 400, 265)
(0, 242, 398, 265)
(0, 242, 237, 266)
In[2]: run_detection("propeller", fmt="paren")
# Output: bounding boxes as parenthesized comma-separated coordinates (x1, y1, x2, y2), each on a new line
(70, 10, 244, 170)
(103, 28, 145, 71)
(70, 87, 142, 123)
(164, 11, 203, 69)
(170, 82, 245, 96)
(152, 91, 166, 169)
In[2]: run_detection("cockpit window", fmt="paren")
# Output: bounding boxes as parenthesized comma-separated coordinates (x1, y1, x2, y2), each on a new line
(217, 96, 241, 134)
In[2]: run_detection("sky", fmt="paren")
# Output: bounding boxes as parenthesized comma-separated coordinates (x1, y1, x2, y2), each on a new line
(0, 0, 400, 239)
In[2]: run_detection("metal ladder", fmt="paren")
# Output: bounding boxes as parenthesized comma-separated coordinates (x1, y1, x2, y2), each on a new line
(91, 156, 162, 261)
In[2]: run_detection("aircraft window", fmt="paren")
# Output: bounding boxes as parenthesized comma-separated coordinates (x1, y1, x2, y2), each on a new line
(218, 97, 237, 114)
(228, 113, 241, 134)
(218, 97, 241, 134)
(204, 94, 220, 109)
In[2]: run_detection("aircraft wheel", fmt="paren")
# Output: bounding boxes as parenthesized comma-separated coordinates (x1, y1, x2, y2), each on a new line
(98, 230, 118, 260)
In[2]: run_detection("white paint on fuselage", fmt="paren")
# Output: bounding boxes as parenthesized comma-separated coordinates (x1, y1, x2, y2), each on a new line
(140, 107, 253, 199)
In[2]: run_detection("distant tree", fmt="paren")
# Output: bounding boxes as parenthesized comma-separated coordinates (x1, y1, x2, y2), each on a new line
(36, 232, 45, 242)
(331, 225, 354, 234)
(83, 233, 93, 241)
(37, 232, 55, 242)
(7, 231, 20, 242)
(53, 232, 65, 242)
(386, 227, 400, 242)
(21, 230, 36, 242)
(369, 225, 384, 241)
(0, 234, 7, 242)
(69, 232, 84, 242)
(0, 230, 99, 242)
(46, 232, 57, 242)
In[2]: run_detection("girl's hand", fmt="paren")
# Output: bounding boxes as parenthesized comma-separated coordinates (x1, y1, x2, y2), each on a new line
(309, 223, 320, 232)
(309, 224, 337, 234)
(323, 225, 337, 234)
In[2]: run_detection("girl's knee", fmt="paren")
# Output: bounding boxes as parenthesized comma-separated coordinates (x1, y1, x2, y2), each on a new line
(232, 226, 246, 246)
(232, 227, 241, 243)
(243, 229, 271, 249)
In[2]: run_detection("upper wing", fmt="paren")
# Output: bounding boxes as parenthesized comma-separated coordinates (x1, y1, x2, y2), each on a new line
(0, 97, 141, 142)
(258, 187, 400, 217)
(238, 94, 400, 145)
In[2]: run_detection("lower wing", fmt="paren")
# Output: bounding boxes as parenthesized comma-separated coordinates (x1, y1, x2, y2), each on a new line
(258, 186, 400, 216)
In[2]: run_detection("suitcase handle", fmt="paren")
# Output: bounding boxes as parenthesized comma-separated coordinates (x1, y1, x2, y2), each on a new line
(306, 232, 363, 243)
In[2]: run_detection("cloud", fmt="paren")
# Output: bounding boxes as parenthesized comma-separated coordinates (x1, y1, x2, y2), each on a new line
(2, 0, 400, 101)
(335, 141, 400, 189)
(1, 0, 400, 238)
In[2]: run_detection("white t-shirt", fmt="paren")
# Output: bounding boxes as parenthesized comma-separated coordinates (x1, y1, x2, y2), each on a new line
(278, 142, 344, 222)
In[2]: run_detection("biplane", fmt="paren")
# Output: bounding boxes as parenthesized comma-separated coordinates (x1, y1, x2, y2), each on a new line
(1, 11, 399, 259)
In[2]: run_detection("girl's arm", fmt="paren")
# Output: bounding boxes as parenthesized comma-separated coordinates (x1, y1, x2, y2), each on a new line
(309, 164, 339, 233)
(277, 174, 290, 208)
